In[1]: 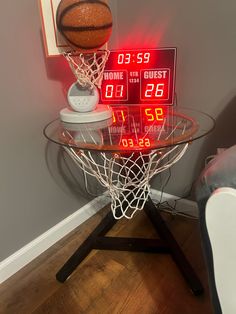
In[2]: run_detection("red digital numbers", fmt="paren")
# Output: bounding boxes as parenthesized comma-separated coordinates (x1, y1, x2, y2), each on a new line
(118, 54, 131, 64)
(111, 106, 168, 149)
(144, 108, 164, 122)
(112, 109, 126, 123)
(101, 70, 128, 101)
(117, 52, 151, 65)
(121, 138, 151, 148)
(141, 69, 170, 101)
(99, 49, 176, 105)
(144, 83, 165, 98)
(105, 85, 124, 99)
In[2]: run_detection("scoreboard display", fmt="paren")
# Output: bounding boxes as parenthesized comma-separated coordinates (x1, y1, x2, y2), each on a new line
(100, 48, 176, 106)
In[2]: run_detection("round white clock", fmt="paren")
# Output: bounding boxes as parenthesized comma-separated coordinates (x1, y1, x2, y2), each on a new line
(67, 82, 99, 112)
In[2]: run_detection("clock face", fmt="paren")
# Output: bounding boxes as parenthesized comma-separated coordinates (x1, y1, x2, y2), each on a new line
(100, 48, 176, 106)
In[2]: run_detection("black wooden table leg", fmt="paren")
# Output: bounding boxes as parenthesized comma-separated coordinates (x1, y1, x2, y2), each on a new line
(144, 198, 204, 295)
(56, 211, 116, 283)
(94, 237, 170, 253)
(56, 199, 204, 296)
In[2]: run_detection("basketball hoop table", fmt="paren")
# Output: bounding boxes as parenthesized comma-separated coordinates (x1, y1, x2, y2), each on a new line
(44, 107, 215, 295)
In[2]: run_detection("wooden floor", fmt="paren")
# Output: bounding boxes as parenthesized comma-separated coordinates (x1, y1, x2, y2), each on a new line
(0, 205, 213, 314)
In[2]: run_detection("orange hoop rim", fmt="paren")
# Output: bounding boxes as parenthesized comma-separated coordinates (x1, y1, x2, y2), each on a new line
(56, 112, 199, 152)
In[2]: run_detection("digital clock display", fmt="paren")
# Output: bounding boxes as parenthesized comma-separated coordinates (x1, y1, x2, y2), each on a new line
(100, 48, 176, 105)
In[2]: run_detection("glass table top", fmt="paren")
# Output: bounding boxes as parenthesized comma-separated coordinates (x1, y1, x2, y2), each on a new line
(43, 106, 215, 152)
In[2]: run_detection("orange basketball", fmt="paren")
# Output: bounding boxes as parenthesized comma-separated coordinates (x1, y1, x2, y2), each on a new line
(56, 0, 113, 52)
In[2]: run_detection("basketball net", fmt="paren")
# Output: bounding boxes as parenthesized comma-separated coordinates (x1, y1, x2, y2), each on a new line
(64, 146, 188, 219)
(60, 113, 198, 219)
(64, 50, 110, 89)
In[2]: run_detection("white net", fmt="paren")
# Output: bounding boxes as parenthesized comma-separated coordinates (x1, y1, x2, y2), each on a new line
(64, 50, 110, 89)
(64, 145, 188, 219)
(59, 112, 198, 219)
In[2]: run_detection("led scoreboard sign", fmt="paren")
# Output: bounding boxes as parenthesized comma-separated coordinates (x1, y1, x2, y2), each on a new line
(99, 48, 176, 149)
(100, 48, 176, 106)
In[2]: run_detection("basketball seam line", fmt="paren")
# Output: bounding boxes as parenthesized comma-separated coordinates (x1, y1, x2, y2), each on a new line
(57, 0, 112, 30)
(59, 23, 112, 32)
(61, 33, 109, 49)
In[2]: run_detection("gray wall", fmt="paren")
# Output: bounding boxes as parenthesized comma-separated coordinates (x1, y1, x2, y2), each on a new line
(111, 0, 236, 196)
(0, 0, 95, 261)
(1, 0, 236, 260)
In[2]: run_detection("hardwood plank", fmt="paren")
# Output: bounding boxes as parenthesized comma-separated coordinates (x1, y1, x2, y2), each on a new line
(0, 206, 110, 314)
(0, 207, 213, 314)
(33, 256, 125, 314)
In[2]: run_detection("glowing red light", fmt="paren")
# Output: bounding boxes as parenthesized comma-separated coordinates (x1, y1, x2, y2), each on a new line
(103, 83, 126, 100)
(120, 110, 126, 122)
(112, 109, 127, 124)
(112, 112, 116, 123)
(99, 48, 176, 105)
(122, 138, 134, 148)
(101, 70, 128, 102)
(121, 137, 151, 148)
(141, 69, 170, 101)
(144, 108, 164, 122)
(117, 52, 151, 65)
(144, 83, 165, 98)
(116, 85, 124, 98)
(139, 138, 151, 148)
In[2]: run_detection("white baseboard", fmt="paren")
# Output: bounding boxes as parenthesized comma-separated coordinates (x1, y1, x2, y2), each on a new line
(0, 190, 198, 284)
(0, 194, 110, 284)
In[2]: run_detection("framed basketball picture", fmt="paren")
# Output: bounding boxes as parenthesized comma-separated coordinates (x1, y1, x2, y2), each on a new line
(39, 0, 110, 57)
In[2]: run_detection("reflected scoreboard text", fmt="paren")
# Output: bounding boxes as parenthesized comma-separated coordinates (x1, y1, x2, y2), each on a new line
(107, 106, 173, 149)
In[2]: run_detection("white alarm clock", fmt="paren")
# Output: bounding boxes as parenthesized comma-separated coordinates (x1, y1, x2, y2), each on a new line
(67, 82, 99, 112)
(60, 82, 113, 123)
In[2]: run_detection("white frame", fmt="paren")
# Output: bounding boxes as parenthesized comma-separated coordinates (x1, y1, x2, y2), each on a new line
(39, 0, 109, 57)
(39, 0, 70, 57)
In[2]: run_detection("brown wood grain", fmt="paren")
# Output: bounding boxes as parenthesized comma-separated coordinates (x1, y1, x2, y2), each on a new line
(0, 206, 213, 314)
